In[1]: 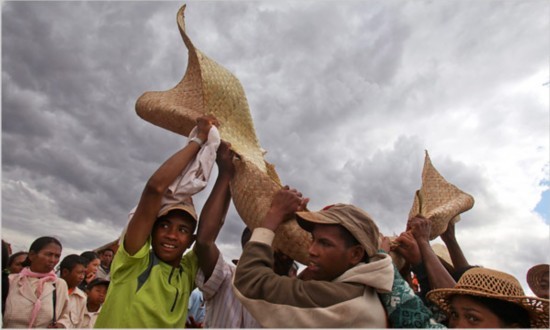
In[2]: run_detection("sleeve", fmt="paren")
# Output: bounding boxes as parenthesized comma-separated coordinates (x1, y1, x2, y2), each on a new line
(109, 237, 151, 284)
(195, 253, 232, 301)
(233, 228, 362, 308)
(54, 279, 72, 328)
(378, 261, 446, 328)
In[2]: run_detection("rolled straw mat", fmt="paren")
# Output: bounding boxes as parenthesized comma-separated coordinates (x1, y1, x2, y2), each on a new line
(408, 151, 474, 240)
(135, 5, 312, 264)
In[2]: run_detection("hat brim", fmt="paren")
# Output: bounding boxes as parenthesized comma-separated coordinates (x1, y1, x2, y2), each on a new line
(158, 204, 197, 222)
(87, 279, 110, 289)
(426, 288, 549, 328)
(527, 264, 549, 294)
(295, 210, 339, 233)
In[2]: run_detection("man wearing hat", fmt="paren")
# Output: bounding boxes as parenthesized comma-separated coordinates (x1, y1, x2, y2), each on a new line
(233, 186, 394, 328)
(95, 116, 236, 328)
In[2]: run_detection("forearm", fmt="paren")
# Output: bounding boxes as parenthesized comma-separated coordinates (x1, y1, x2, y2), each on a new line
(441, 236, 470, 270)
(195, 172, 231, 279)
(417, 241, 456, 289)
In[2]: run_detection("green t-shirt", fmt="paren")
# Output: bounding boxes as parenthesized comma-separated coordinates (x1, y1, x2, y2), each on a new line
(94, 238, 198, 328)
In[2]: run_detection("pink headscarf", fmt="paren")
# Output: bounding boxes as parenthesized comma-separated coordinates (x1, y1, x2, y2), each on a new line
(18, 267, 57, 328)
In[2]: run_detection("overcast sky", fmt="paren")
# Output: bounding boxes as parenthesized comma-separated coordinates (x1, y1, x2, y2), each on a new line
(2, 0, 548, 294)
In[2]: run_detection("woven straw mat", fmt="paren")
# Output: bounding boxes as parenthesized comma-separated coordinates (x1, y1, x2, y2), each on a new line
(134, 5, 312, 264)
(408, 151, 474, 240)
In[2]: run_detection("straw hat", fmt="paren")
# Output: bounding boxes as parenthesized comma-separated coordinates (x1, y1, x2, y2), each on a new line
(426, 267, 549, 328)
(527, 264, 549, 298)
(134, 5, 312, 264)
(408, 151, 474, 240)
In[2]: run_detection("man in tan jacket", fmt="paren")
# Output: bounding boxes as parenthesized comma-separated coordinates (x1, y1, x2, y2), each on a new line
(233, 186, 394, 328)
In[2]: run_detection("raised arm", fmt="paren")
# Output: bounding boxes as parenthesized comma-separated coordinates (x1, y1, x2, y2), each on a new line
(194, 141, 235, 281)
(440, 221, 471, 272)
(409, 216, 456, 289)
(124, 116, 217, 256)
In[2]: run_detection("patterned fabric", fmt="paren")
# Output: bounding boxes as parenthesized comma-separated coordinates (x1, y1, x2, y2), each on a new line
(378, 253, 446, 328)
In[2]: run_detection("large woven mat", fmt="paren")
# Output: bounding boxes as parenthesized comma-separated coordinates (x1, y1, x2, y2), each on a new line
(135, 5, 312, 264)
(408, 151, 474, 240)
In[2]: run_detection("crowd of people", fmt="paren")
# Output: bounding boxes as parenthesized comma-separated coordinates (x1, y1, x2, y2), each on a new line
(2, 115, 549, 328)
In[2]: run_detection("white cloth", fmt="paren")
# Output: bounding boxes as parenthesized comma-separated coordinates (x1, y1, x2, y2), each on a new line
(121, 126, 220, 241)
(161, 125, 220, 209)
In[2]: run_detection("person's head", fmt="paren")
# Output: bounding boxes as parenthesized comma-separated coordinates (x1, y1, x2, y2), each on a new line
(152, 200, 198, 267)
(527, 264, 549, 299)
(85, 278, 109, 306)
(80, 251, 100, 277)
(60, 254, 87, 289)
(426, 267, 549, 328)
(8, 251, 28, 274)
(99, 248, 114, 268)
(296, 204, 380, 281)
(23, 236, 62, 273)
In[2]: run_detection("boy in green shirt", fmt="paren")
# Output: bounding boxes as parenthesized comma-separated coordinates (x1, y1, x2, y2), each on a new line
(95, 116, 235, 328)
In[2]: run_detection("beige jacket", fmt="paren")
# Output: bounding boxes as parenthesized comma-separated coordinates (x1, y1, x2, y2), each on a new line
(67, 287, 87, 328)
(233, 228, 394, 328)
(3, 274, 71, 328)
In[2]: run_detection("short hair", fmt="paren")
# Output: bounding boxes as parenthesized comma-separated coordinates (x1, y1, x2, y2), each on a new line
(80, 251, 100, 266)
(59, 254, 87, 272)
(22, 236, 62, 268)
(100, 248, 114, 255)
(7, 251, 28, 267)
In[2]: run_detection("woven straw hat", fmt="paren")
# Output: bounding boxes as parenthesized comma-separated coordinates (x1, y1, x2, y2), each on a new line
(527, 264, 549, 298)
(134, 5, 312, 264)
(426, 267, 549, 328)
(431, 243, 454, 272)
(408, 151, 474, 240)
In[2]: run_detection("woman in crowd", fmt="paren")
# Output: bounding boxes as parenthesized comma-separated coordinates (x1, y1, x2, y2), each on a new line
(78, 251, 100, 290)
(8, 251, 28, 274)
(426, 267, 549, 328)
(3, 236, 70, 328)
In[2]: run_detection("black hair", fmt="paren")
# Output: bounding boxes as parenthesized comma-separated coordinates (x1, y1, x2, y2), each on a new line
(100, 248, 114, 255)
(335, 225, 369, 263)
(7, 251, 28, 267)
(21, 237, 62, 268)
(241, 227, 252, 248)
(80, 251, 100, 266)
(59, 254, 87, 272)
(2, 240, 9, 270)
(466, 295, 531, 328)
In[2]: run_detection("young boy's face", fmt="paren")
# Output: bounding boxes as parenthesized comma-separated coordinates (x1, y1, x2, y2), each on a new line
(152, 211, 196, 268)
(62, 264, 86, 289)
(87, 284, 108, 305)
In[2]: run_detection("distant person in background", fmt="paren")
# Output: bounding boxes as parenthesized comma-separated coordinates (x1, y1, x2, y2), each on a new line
(527, 264, 549, 299)
(3, 236, 71, 328)
(2, 240, 10, 316)
(95, 249, 113, 280)
(187, 287, 205, 327)
(78, 251, 100, 290)
(77, 278, 109, 328)
(59, 254, 88, 328)
(8, 251, 28, 274)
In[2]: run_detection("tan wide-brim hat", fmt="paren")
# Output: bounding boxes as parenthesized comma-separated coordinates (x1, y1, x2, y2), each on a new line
(134, 5, 312, 264)
(527, 264, 549, 298)
(408, 151, 475, 240)
(426, 267, 549, 328)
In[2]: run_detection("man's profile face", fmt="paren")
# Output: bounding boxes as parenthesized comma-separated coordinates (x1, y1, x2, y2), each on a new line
(306, 224, 359, 281)
(152, 211, 196, 267)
